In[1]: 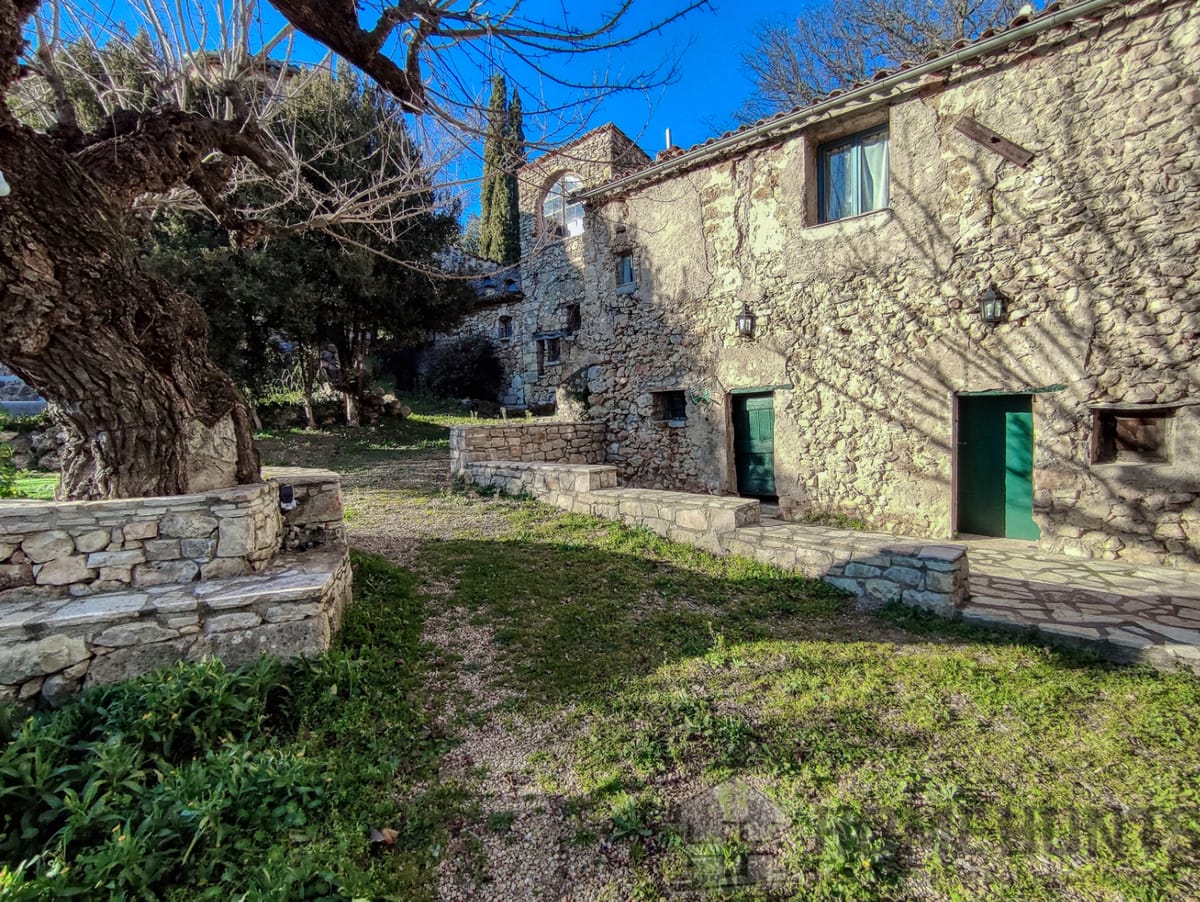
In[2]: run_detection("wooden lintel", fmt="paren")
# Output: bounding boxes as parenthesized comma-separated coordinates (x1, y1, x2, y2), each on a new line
(954, 116, 1034, 167)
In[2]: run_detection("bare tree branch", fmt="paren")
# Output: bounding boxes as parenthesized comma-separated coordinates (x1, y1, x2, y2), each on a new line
(737, 0, 1023, 122)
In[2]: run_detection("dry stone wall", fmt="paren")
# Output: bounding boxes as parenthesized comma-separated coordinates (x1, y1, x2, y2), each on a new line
(0, 547, 351, 705)
(450, 422, 606, 476)
(571, 0, 1200, 568)
(0, 484, 280, 597)
(0, 469, 352, 704)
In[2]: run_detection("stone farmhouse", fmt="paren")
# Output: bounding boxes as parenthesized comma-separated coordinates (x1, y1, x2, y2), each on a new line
(445, 0, 1200, 570)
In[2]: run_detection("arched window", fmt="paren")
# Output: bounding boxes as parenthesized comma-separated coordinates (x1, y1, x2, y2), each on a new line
(542, 173, 584, 238)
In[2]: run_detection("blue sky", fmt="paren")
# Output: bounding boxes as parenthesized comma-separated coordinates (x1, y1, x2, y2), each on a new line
(76, 1, 803, 205)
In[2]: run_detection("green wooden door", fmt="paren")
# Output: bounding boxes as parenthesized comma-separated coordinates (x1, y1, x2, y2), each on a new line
(733, 393, 776, 497)
(1004, 411, 1040, 540)
(957, 395, 1039, 539)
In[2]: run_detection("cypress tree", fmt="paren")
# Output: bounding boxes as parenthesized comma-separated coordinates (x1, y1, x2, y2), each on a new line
(501, 88, 525, 263)
(479, 74, 517, 264)
(479, 76, 524, 265)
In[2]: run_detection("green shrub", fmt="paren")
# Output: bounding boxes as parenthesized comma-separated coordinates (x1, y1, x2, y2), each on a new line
(0, 658, 321, 898)
(0, 444, 14, 498)
(0, 552, 450, 900)
(423, 334, 503, 400)
(0, 410, 13, 498)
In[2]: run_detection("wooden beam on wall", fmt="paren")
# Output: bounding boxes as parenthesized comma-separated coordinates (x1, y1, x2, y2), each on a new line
(954, 116, 1035, 167)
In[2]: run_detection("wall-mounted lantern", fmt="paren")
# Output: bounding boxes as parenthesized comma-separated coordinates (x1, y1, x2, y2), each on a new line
(979, 285, 1007, 324)
(736, 303, 756, 338)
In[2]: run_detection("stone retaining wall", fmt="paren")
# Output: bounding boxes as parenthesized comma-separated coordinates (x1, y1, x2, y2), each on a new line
(450, 422, 606, 477)
(265, 468, 346, 550)
(0, 473, 346, 601)
(725, 527, 968, 618)
(0, 468, 353, 705)
(463, 460, 969, 615)
(0, 484, 281, 598)
(0, 546, 352, 705)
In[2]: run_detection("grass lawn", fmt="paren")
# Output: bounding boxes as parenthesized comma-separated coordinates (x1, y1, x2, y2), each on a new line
(255, 395, 493, 475)
(2, 411, 1197, 899)
(412, 503, 1200, 900)
(7, 472, 57, 500)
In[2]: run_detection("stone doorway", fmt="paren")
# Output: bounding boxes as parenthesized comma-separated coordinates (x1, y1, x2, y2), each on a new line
(731, 392, 777, 499)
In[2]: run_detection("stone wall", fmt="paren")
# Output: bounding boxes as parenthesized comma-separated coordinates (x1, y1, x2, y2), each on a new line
(462, 460, 970, 616)
(0, 547, 351, 705)
(0, 484, 281, 597)
(0, 469, 353, 705)
(450, 422, 606, 477)
(0, 423, 63, 471)
(564, 0, 1200, 568)
(265, 468, 346, 550)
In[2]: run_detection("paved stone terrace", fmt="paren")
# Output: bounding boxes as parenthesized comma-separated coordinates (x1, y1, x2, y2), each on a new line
(959, 537, 1200, 674)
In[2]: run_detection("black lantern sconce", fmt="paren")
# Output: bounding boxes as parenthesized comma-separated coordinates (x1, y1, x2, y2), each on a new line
(736, 303, 756, 338)
(979, 285, 1007, 325)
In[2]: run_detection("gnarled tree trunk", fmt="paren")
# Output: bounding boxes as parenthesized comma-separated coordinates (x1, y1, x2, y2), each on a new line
(0, 111, 259, 499)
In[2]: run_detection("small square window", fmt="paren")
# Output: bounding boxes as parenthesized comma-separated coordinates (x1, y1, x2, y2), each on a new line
(565, 304, 581, 332)
(497, 316, 513, 340)
(818, 125, 889, 223)
(536, 336, 560, 375)
(652, 390, 687, 423)
(616, 253, 635, 290)
(1092, 408, 1174, 464)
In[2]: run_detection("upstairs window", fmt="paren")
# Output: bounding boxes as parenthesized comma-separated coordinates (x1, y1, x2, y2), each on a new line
(497, 315, 513, 340)
(616, 253, 636, 291)
(818, 125, 889, 223)
(565, 304, 581, 332)
(542, 173, 584, 238)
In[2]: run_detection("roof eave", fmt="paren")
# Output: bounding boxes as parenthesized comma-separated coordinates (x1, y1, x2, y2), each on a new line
(578, 0, 1123, 202)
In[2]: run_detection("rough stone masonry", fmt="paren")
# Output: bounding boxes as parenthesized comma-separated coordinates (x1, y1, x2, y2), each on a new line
(445, 0, 1200, 570)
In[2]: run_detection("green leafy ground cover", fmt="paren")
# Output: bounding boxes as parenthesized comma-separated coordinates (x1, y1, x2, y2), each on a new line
(0, 552, 464, 899)
(2, 412, 1197, 899)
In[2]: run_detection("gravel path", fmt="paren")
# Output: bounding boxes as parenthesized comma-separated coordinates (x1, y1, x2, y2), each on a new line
(342, 450, 632, 900)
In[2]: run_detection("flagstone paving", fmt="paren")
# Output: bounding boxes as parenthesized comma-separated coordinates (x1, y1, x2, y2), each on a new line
(757, 517, 1199, 674)
(958, 536, 1200, 674)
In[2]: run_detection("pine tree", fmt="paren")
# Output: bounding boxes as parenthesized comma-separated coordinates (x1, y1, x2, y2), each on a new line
(479, 75, 523, 265)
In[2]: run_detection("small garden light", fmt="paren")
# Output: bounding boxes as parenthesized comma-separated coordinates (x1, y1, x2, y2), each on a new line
(278, 484, 297, 512)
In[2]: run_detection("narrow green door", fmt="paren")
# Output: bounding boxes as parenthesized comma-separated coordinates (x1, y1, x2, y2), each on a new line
(957, 394, 1039, 539)
(733, 393, 776, 497)
(1004, 412, 1039, 540)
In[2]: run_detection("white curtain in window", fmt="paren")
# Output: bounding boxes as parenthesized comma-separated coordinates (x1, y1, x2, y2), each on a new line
(823, 145, 851, 221)
(860, 131, 889, 213)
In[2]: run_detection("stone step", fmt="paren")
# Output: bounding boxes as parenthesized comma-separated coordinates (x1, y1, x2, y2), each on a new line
(0, 545, 352, 704)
